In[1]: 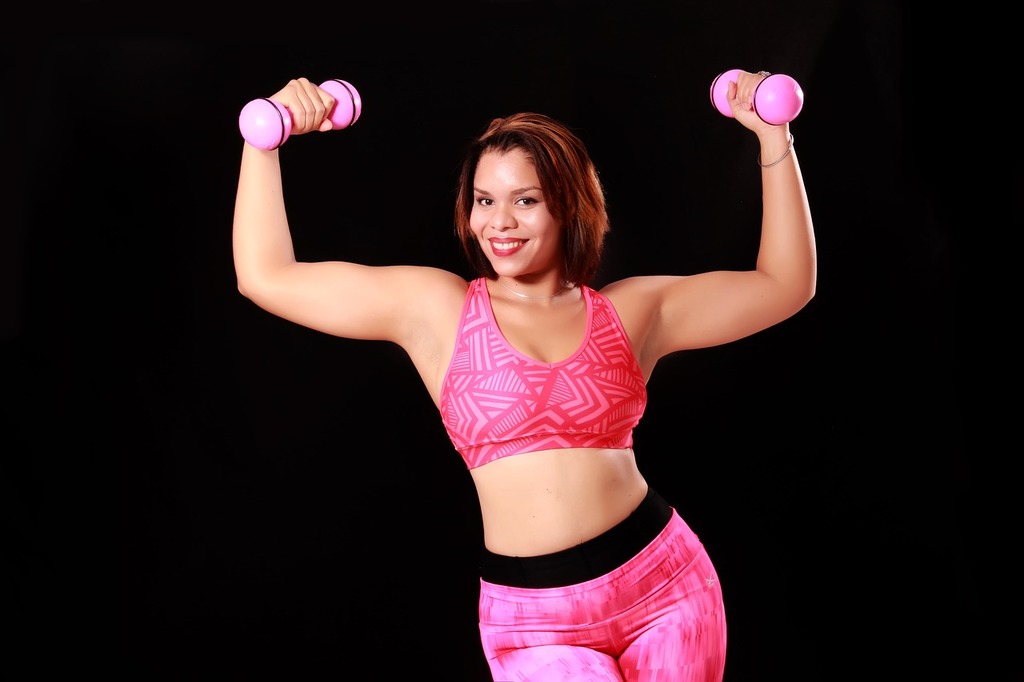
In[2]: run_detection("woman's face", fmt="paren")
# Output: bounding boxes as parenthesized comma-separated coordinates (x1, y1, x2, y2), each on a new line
(470, 148, 562, 279)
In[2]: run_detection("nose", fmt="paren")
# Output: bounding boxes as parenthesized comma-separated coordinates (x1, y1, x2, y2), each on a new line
(491, 206, 517, 231)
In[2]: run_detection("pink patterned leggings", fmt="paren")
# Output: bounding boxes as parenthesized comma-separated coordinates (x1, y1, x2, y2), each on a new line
(478, 512, 727, 681)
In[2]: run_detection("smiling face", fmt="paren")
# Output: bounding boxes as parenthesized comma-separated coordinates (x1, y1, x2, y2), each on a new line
(453, 113, 609, 286)
(470, 147, 564, 282)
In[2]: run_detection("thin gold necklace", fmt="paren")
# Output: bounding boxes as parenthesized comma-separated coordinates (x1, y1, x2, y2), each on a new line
(497, 279, 571, 300)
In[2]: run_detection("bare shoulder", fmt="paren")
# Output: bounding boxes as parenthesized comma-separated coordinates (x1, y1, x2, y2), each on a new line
(599, 275, 686, 311)
(394, 266, 471, 311)
(382, 265, 470, 340)
(597, 276, 674, 334)
(425, 266, 473, 296)
(598, 275, 691, 373)
(371, 264, 466, 297)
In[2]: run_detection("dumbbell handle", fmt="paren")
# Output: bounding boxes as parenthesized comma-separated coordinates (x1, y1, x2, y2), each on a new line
(710, 69, 803, 125)
(239, 79, 362, 150)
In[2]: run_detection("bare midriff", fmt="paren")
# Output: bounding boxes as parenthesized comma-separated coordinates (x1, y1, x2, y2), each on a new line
(469, 447, 650, 557)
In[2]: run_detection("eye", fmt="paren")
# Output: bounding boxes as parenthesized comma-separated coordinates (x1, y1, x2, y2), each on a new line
(515, 196, 538, 206)
(475, 197, 494, 207)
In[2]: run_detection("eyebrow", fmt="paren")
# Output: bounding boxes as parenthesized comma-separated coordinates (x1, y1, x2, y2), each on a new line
(473, 185, 542, 195)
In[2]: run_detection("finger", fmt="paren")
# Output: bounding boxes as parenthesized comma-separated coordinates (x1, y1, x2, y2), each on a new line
(291, 79, 325, 132)
(315, 84, 337, 132)
(280, 78, 333, 133)
(726, 80, 752, 114)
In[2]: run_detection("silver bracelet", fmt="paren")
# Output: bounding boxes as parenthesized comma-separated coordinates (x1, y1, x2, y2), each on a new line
(757, 133, 795, 168)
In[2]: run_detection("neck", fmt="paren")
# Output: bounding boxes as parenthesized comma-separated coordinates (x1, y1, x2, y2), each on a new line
(497, 279, 571, 300)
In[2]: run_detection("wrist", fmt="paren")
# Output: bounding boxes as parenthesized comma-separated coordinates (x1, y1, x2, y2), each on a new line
(757, 132, 795, 168)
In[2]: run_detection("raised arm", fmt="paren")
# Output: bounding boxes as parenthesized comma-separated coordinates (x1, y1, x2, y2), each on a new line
(608, 70, 816, 372)
(231, 78, 463, 349)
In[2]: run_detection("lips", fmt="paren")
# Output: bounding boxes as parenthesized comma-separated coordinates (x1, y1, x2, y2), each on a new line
(489, 239, 526, 256)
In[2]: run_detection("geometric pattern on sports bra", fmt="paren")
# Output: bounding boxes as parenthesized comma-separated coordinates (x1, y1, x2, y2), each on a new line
(441, 279, 647, 470)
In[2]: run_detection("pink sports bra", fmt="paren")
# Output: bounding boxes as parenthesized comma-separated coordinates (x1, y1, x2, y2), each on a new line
(439, 277, 648, 470)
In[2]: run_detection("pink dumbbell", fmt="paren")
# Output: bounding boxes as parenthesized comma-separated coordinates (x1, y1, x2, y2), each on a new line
(709, 69, 803, 125)
(239, 79, 362, 150)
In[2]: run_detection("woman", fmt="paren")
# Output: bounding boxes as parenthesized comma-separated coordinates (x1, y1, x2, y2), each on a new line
(232, 70, 815, 681)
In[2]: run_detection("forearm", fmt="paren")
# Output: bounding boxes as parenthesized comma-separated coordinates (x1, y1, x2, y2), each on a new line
(755, 126, 817, 304)
(232, 143, 298, 296)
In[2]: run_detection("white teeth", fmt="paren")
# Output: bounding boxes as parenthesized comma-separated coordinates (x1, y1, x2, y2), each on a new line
(493, 241, 523, 251)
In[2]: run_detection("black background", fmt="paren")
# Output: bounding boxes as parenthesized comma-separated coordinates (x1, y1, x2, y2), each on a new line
(5, 1, 987, 680)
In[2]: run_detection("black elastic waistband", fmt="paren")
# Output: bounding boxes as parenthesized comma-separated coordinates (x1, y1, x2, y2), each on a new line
(479, 487, 672, 588)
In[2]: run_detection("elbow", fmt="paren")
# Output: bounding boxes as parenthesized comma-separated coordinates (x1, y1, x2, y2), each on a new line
(796, 270, 816, 308)
(235, 267, 290, 313)
(778, 270, 816, 319)
(792, 271, 817, 314)
(236, 278, 254, 302)
(235, 272, 254, 301)
(791, 253, 817, 308)
(803, 275, 817, 306)
(236, 283, 253, 304)
(806, 261, 818, 301)
(234, 267, 264, 303)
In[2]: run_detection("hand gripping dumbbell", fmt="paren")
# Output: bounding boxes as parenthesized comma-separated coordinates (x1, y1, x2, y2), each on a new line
(709, 69, 803, 125)
(238, 79, 362, 150)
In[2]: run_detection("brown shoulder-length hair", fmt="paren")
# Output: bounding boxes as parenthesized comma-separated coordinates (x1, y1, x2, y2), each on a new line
(454, 112, 609, 287)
